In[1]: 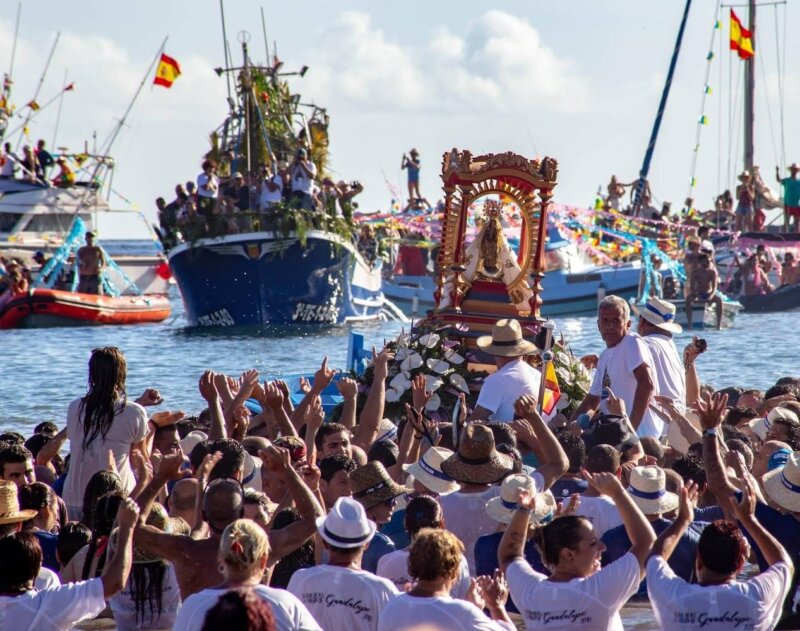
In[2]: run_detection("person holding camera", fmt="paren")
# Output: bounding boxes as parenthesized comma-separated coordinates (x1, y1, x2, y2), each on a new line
(290, 148, 317, 211)
(401, 149, 421, 206)
(337, 180, 363, 222)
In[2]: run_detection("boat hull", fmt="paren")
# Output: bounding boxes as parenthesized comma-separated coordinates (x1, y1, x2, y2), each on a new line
(0, 289, 171, 329)
(167, 231, 384, 327)
(739, 284, 800, 313)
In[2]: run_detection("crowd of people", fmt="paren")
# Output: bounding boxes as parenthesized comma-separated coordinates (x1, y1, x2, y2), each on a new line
(0, 298, 799, 629)
(155, 149, 363, 248)
(0, 139, 76, 188)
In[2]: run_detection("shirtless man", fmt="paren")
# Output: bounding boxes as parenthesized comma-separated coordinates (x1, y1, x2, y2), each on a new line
(682, 236, 703, 298)
(134, 448, 323, 599)
(686, 255, 722, 330)
(76, 232, 105, 295)
(782, 253, 800, 286)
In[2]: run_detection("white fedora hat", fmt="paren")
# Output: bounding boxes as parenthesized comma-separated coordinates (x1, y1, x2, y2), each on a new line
(476, 319, 538, 357)
(179, 430, 208, 455)
(750, 407, 800, 442)
(375, 418, 399, 444)
(627, 466, 679, 515)
(763, 451, 800, 513)
(486, 473, 556, 524)
(402, 447, 460, 495)
(633, 297, 683, 334)
(316, 497, 377, 549)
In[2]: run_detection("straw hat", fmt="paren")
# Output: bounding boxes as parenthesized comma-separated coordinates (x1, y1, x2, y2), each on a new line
(763, 452, 800, 513)
(350, 462, 405, 510)
(0, 480, 37, 526)
(750, 408, 800, 442)
(486, 474, 556, 524)
(316, 497, 377, 549)
(476, 319, 537, 357)
(738, 170, 751, 180)
(627, 467, 679, 515)
(788, 163, 799, 171)
(440, 423, 514, 484)
(402, 447, 460, 495)
(633, 296, 683, 334)
(686, 235, 701, 246)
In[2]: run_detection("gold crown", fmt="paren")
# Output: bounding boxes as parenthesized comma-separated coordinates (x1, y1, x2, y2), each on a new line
(483, 199, 502, 220)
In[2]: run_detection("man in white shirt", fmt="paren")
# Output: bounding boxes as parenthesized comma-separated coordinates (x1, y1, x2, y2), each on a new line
(290, 148, 317, 211)
(635, 296, 686, 411)
(471, 318, 542, 423)
(574, 295, 658, 437)
(288, 497, 398, 631)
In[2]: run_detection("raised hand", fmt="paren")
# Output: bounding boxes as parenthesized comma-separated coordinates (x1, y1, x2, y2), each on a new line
(130, 449, 152, 484)
(513, 394, 539, 420)
(198, 370, 219, 403)
(515, 487, 537, 512)
(263, 381, 285, 411)
(371, 346, 395, 375)
(411, 374, 432, 412)
(509, 417, 536, 449)
(683, 337, 703, 367)
(556, 493, 581, 517)
(606, 388, 627, 417)
(336, 376, 358, 399)
(238, 369, 260, 399)
(259, 445, 292, 475)
(213, 373, 234, 404)
(580, 354, 599, 370)
(312, 357, 336, 393)
(135, 388, 164, 407)
(477, 570, 509, 610)
(154, 450, 187, 482)
(465, 578, 486, 611)
(116, 497, 140, 530)
(731, 476, 758, 522)
(231, 406, 250, 439)
(274, 380, 292, 402)
(677, 481, 699, 524)
(149, 410, 185, 428)
(305, 396, 325, 431)
(694, 391, 728, 430)
(196, 451, 223, 484)
(582, 469, 624, 498)
(299, 377, 311, 395)
(299, 463, 321, 490)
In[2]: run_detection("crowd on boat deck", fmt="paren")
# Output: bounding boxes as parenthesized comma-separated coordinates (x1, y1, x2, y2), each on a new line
(154, 149, 364, 248)
(0, 140, 76, 188)
(2, 302, 800, 630)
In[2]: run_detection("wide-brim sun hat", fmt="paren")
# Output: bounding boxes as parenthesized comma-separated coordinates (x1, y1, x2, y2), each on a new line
(486, 473, 557, 524)
(627, 466, 679, 515)
(476, 318, 538, 357)
(0, 481, 37, 526)
(402, 447, 460, 495)
(375, 418, 399, 444)
(179, 430, 208, 455)
(763, 451, 800, 512)
(441, 423, 514, 485)
(751, 407, 800, 442)
(316, 496, 377, 549)
(633, 296, 683, 334)
(350, 461, 406, 509)
(241, 452, 262, 492)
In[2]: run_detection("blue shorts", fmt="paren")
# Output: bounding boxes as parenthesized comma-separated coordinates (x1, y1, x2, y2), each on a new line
(736, 203, 753, 216)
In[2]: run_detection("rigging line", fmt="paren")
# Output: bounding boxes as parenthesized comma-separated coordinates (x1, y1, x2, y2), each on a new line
(717, 1, 724, 196)
(731, 64, 743, 183)
(726, 36, 734, 188)
(8, 2, 21, 78)
(775, 3, 787, 168)
(14, 31, 61, 152)
(757, 47, 779, 168)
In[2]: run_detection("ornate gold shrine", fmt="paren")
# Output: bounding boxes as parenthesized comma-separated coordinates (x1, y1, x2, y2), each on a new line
(426, 148, 558, 343)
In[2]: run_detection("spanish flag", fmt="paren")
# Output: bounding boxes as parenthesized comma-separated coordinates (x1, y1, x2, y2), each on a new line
(541, 360, 561, 416)
(154, 53, 181, 88)
(730, 9, 754, 60)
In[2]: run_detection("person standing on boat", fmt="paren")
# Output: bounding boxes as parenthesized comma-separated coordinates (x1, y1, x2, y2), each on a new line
(735, 171, 755, 232)
(401, 149, 422, 208)
(0, 142, 18, 179)
(685, 255, 723, 330)
(76, 231, 106, 295)
(777, 163, 800, 233)
(196, 159, 220, 229)
(35, 140, 54, 178)
(290, 148, 317, 211)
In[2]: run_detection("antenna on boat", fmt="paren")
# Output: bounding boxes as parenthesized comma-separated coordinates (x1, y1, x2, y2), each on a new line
(219, 0, 235, 113)
(14, 31, 60, 152)
(743, 0, 755, 173)
(7, 2, 21, 80)
(260, 7, 271, 65)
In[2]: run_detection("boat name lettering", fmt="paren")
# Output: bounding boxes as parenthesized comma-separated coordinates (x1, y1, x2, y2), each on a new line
(197, 308, 235, 327)
(292, 302, 338, 323)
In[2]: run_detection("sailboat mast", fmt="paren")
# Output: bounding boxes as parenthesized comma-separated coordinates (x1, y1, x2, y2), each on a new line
(743, 0, 756, 171)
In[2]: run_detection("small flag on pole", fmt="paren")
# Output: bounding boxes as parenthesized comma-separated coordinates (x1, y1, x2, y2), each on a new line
(704, 85, 713, 94)
(26, 100, 40, 111)
(64, 83, 75, 92)
(730, 9, 755, 60)
(707, 51, 715, 61)
(698, 115, 708, 125)
(154, 53, 181, 88)
(541, 361, 561, 416)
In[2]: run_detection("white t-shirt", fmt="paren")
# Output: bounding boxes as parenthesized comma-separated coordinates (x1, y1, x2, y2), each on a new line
(260, 175, 284, 207)
(35, 568, 60, 591)
(506, 552, 641, 631)
(173, 584, 320, 631)
(291, 161, 317, 194)
(0, 577, 106, 631)
(646, 556, 791, 631)
(574, 495, 624, 538)
(196, 172, 219, 198)
(62, 397, 149, 512)
(0, 153, 17, 177)
(287, 564, 398, 631)
(376, 549, 471, 599)
(589, 334, 661, 438)
(476, 358, 543, 423)
(110, 562, 182, 631)
(641, 333, 686, 409)
(377, 593, 513, 631)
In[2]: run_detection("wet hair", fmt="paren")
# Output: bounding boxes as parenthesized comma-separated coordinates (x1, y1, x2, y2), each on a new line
(319, 455, 356, 483)
(82, 491, 126, 580)
(0, 532, 41, 593)
(368, 440, 399, 468)
(33, 422, 58, 437)
(206, 439, 245, 480)
(189, 441, 210, 471)
(772, 417, 800, 450)
(725, 439, 754, 470)
(532, 515, 592, 567)
(219, 519, 268, 571)
(485, 422, 517, 450)
(719, 425, 753, 449)
(81, 470, 123, 527)
(670, 455, 707, 487)
(0, 432, 25, 445)
(408, 528, 463, 582)
(698, 520, 747, 574)
(203, 478, 245, 534)
(79, 347, 127, 450)
(640, 437, 665, 466)
(724, 406, 759, 426)
(23, 433, 50, 459)
(556, 431, 586, 474)
(315, 423, 350, 451)
(585, 444, 620, 474)
(764, 384, 800, 401)
(687, 441, 704, 460)
(404, 495, 443, 537)
(243, 489, 270, 512)
(775, 377, 800, 388)
(268, 508, 315, 589)
(18, 482, 54, 524)
(0, 443, 33, 477)
(200, 587, 276, 631)
(56, 522, 91, 567)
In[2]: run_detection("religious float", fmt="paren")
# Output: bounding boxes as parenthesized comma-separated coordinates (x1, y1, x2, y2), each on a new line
(166, 35, 387, 327)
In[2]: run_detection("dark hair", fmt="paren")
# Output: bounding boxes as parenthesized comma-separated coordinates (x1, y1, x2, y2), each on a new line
(367, 440, 399, 468)
(319, 455, 357, 483)
(775, 377, 800, 387)
(485, 422, 517, 450)
(200, 587, 276, 631)
(640, 437, 665, 466)
(687, 441, 704, 459)
(206, 439, 245, 480)
(243, 489, 270, 511)
(268, 508, 315, 589)
(724, 406, 759, 426)
(772, 418, 800, 450)
(496, 443, 523, 473)
(764, 384, 800, 401)
(315, 423, 350, 451)
(129, 562, 168, 627)
(670, 456, 707, 487)
(719, 425, 753, 449)
(57, 522, 91, 567)
(82, 470, 123, 527)
(724, 439, 754, 470)
(33, 422, 59, 437)
(23, 434, 50, 459)
(82, 491, 125, 580)
(189, 441, 210, 472)
(0, 443, 33, 476)
(79, 347, 127, 450)
(585, 444, 620, 474)
(715, 387, 743, 407)
(698, 520, 747, 574)
(18, 482, 54, 524)
(556, 431, 586, 473)
(404, 495, 443, 536)
(0, 432, 25, 445)
(0, 532, 42, 593)
(533, 515, 592, 567)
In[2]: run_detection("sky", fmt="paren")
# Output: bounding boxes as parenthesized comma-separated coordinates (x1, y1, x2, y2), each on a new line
(1, 0, 798, 238)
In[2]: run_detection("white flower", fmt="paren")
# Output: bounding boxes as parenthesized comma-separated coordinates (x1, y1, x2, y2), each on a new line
(396, 332, 411, 348)
(426, 358, 450, 374)
(424, 375, 444, 392)
(395, 348, 411, 362)
(444, 349, 465, 365)
(385, 387, 404, 403)
(418, 333, 441, 349)
(390, 373, 412, 392)
(425, 393, 441, 411)
(401, 352, 423, 372)
(556, 367, 571, 382)
(449, 373, 470, 393)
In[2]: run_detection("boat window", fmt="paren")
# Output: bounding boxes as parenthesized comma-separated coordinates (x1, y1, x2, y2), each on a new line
(0, 212, 22, 232)
(21, 214, 78, 233)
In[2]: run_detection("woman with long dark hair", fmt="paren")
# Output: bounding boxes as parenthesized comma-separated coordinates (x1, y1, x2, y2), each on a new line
(63, 347, 149, 520)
